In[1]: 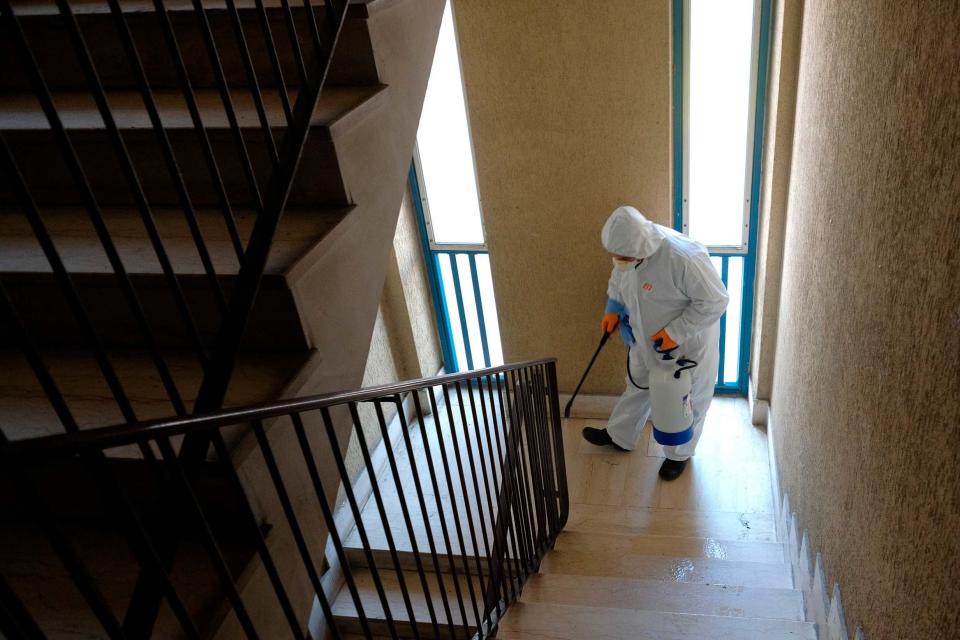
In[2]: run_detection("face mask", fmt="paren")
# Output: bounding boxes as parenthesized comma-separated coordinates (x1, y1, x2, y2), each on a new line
(613, 257, 638, 271)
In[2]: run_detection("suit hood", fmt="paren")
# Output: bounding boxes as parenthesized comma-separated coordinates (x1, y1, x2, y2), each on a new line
(600, 206, 665, 259)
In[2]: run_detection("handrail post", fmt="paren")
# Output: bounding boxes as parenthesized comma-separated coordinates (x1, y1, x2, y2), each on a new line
(544, 362, 569, 532)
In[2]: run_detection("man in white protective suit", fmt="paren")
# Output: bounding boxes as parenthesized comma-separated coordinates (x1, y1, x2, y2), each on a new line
(582, 206, 729, 480)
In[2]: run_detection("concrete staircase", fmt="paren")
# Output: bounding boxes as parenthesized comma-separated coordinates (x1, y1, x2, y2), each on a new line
(0, 0, 446, 636)
(495, 508, 815, 639)
(0, 0, 445, 441)
(321, 407, 817, 639)
(495, 413, 818, 639)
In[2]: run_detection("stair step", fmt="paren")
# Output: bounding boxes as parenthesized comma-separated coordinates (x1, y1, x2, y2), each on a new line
(331, 567, 483, 639)
(0, 347, 310, 450)
(519, 573, 804, 621)
(0, 455, 248, 525)
(554, 530, 786, 564)
(497, 602, 817, 640)
(0, 206, 349, 348)
(343, 501, 494, 575)
(341, 403, 510, 573)
(2, 0, 380, 91)
(565, 504, 778, 542)
(0, 520, 256, 638)
(541, 548, 793, 589)
(0, 206, 348, 275)
(0, 85, 387, 206)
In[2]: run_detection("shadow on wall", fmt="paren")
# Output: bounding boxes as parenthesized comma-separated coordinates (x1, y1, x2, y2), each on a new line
(342, 186, 443, 483)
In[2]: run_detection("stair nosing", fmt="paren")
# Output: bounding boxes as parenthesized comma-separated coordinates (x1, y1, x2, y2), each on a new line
(0, 86, 388, 137)
(498, 600, 817, 639)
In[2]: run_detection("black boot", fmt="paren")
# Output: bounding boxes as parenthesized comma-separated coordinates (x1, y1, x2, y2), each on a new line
(658, 458, 687, 481)
(581, 427, 629, 451)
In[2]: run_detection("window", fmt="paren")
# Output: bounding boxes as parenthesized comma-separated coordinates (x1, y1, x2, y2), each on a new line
(675, 0, 771, 393)
(411, 1, 503, 371)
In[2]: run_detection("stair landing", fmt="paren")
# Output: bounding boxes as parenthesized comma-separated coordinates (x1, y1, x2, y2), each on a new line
(496, 398, 816, 639)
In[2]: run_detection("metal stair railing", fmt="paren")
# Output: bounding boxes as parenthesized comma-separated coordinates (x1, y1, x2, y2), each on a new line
(0, 359, 570, 639)
(0, 0, 350, 443)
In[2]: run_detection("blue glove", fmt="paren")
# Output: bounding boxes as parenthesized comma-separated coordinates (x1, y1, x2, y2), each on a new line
(605, 298, 635, 346)
(618, 314, 636, 346)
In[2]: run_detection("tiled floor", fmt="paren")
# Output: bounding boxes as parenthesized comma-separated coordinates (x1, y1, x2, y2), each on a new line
(494, 398, 818, 639)
(564, 397, 776, 516)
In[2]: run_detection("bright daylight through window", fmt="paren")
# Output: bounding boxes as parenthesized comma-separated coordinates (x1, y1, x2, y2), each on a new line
(417, 4, 484, 245)
(686, 0, 756, 249)
(415, 2, 503, 369)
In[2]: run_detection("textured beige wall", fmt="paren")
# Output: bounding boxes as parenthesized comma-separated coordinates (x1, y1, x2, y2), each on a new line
(750, 0, 803, 400)
(453, 0, 671, 394)
(393, 189, 444, 379)
(344, 186, 443, 478)
(770, 2, 960, 638)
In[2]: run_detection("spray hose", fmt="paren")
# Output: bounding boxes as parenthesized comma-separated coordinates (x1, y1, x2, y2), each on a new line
(626, 347, 648, 390)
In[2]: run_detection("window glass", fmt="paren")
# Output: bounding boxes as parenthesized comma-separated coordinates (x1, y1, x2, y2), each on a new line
(417, 3, 484, 245)
(687, 0, 756, 249)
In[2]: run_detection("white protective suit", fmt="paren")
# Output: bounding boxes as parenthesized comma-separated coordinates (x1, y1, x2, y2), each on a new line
(602, 206, 729, 460)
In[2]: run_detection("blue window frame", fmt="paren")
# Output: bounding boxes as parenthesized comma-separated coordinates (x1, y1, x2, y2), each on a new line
(409, 160, 503, 373)
(673, 0, 772, 395)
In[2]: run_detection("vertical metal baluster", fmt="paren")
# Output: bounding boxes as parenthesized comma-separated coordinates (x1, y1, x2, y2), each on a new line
(186, 0, 267, 226)
(0, 570, 46, 639)
(53, 0, 208, 363)
(223, 0, 281, 164)
(451, 382, 492, 570)
(478, 375, 520, 602)
(456, 381, 500, 601)
(448, 256, 474, 370)
(404, 392, 462, 639)
(6, 466, 125, 638)
(207, 431, 301, 636)
(0, 280, 78, 433)
(322, 0, 336, 28)
(185, 0, 349, 428)
(151, 0, 248, 263)
(300, 0, 325, 55)
(718, 256, 729, 386)
(320, 407, 399, 638)
(74, 450, 201, 640)
(466, 378, 507, 620)
(545, 362, 569, 530)
(279, 0, 309, 86)
(490, 372, 531, 581)
(519, 368, 548, 553)
(372, 399, 442, 639)
(291, 412, 372, 639)
(0, 4, 187, 417)
(534, 364, 561, 534)
(523, 366, 550, 538)
(489, 372, 528, 579)
(529, 366, 559, 535)
(467, 255, 492, 368)
(253, 0, 294, 123)
(318, 407, 400, 640)
(534, 364, 561, 542)
(102, 0, 232, 306)
(545, 363, 570, 528)
(346, 402, 421, 640)
(250, 419, 340, 640)
(503, 370, 538, 570)
(513, 370, 537, 552)
(0, 138, 156, 454)
(154, 437, 259, 639)
(434, 385, 483, 633)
